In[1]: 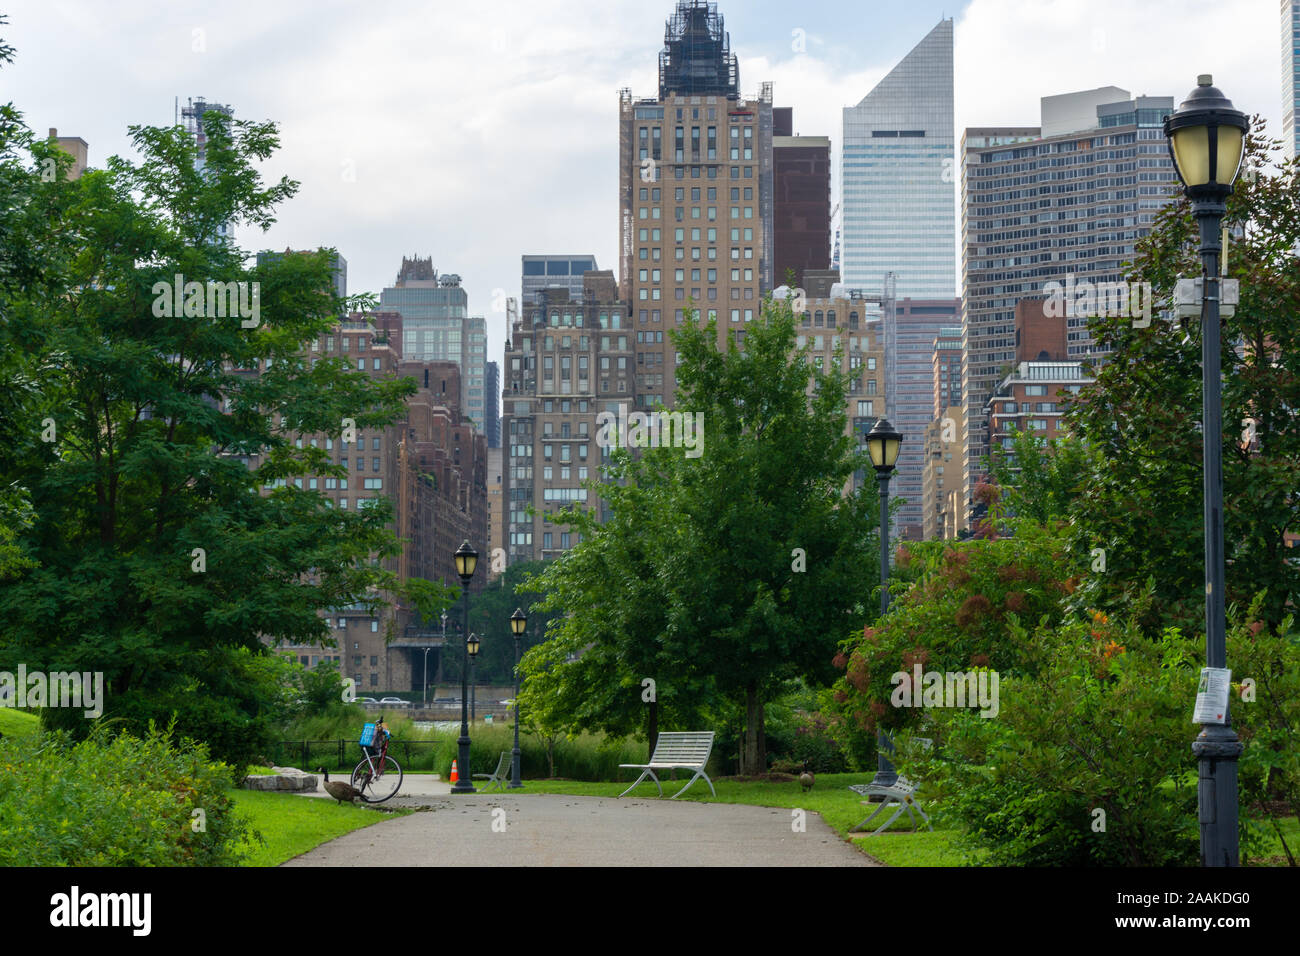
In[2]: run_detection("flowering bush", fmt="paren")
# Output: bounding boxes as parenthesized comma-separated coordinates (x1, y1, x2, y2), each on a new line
(821, 523, 1075, 759)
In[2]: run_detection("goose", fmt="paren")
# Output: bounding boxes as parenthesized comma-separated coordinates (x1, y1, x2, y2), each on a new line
(317, 766, 362, 804)
(799, 761, 815, 793)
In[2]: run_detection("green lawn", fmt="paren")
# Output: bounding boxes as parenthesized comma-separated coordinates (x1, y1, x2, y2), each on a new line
(228, 790, 411, 866)
(0, 708, 40, 738)
(516, 773, 972, 865)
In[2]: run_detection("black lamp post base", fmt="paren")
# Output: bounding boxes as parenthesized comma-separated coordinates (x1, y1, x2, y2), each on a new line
(508, 744, 523, 789)
(451, 734, 476, 794)
(1193, 724, 1242, 866)
(869, 732, 898, 789)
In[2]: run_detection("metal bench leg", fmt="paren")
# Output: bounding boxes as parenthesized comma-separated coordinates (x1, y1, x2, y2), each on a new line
(619, 769, 663, 798)
(851, 800, 890, 833)
(869, 799, 909, 835)
(670, 770, 715, 799)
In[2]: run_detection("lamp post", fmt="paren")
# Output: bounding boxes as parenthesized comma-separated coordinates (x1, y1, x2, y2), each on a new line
(1164, 75, 1248, 867)
(509, 608, 527, 788)
(451, 541, 478, 794)
(435, 610, 448, 691)
(866, 417, 903, 788)
(467, 631, 480, 724)
(422, 647, 431, 709)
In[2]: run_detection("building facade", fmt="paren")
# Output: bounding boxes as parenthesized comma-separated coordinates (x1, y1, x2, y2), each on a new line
(48, 128, 88, 179)
(884, 297, 962, 540)
(379, 257, 490, 434)
(921, 326, 963, 539)
(773, 107, 831, 289)
(484, 360, 500, 448)
(619, 0, 774, 409)
(263, 314, 488, 694)
(841, 19, 955, 301)
(1285, 0, 1299, 161)
(522, 255, 600, 306)
(960, 88, 1178, 523)
(502, 272, 631, 564)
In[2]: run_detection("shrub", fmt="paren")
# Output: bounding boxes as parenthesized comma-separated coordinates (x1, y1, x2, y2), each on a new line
(891, 615, 1200, 866)
(823, 523, 1075, 747)
(0, 723, 254, 866)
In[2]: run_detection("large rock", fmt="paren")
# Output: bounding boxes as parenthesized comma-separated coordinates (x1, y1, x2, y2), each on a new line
(242, 768, 318, 792)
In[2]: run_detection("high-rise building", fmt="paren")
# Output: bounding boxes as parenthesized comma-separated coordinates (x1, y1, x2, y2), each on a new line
(960, 88, 1177, 521)
(487, 445, 504, 579)
(922, 327, 963, 540)
(180, 97, 234, 244)
(773, 107, 831, 289)
(379, 257, 489, 433)
(619, 0, 774, 408)
(522, 255, 600, 306)
(256, 314, 487, 694)
(1285, 0, 1299, 161)
(783, 287, 888, 496)
(841, 19, 955, 301)
(484, 360, 500, 448)
(502, 272, 631, 563)
(885, 297, 962, 540)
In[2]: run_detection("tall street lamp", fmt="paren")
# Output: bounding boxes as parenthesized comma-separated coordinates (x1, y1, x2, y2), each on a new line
(451, 540, 478, 794)
(509, 608, 527, 788)
(1164, 74, 1248, 867)
(435, 610, 448, 686)
(467, 631, 480, 723)
(866, 417, 903, 788)
(422, 646, 432, 709)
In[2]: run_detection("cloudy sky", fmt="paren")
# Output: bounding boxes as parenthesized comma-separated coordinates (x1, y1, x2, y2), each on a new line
(2, 0, 1281, 367)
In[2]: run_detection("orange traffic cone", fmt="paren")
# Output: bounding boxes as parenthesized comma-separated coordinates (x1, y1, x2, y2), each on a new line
(449, 759, 459, 784)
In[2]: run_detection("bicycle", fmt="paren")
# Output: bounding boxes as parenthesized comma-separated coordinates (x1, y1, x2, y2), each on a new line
(352, 716, 403, 803)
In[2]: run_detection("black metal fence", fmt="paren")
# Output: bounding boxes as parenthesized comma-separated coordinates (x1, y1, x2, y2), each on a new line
(267, 739, 442, 772)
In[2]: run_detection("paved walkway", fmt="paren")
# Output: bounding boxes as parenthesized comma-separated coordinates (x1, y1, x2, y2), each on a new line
(283, 793, 875, 867)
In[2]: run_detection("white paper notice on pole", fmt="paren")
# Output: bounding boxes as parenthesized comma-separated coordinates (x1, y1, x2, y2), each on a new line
(1193, 667, 1232, 725)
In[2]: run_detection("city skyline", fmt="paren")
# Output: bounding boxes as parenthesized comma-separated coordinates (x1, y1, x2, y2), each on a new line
(3, 0, 1280, 377)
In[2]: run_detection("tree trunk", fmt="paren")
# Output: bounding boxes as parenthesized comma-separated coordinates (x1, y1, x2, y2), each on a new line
(742, 685, 765, 775)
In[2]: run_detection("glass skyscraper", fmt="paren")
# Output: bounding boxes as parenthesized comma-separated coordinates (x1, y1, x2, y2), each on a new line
(379, 257, 488, 431)
(841, 19, 955, 301)
(1285, 0, 1299, 161)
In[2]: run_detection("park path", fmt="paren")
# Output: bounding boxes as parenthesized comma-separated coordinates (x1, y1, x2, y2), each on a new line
(282, 793, 876, 867)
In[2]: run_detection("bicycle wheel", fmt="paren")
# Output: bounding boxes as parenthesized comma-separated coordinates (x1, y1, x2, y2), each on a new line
(352, 754, 403, 803)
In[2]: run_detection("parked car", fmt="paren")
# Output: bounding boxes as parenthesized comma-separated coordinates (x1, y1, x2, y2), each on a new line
(378, 696, 407, 707)
(349, 696, 378, 704)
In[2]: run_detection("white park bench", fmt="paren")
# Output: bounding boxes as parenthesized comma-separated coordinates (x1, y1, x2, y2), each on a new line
(619, 731, 716, 799)
(848, 778, 933, 835)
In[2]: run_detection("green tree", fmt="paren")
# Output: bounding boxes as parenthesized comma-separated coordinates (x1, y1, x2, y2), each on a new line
(464, 560, 558, 685)
(1065, 119, 1300, 633)
(0, 105, 426, 767)
(521, 294, 882, 772)
(986, 425, 1099, 527)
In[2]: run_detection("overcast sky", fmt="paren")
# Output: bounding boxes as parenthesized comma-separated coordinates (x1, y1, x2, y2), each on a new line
(2, 0, 1281, 370)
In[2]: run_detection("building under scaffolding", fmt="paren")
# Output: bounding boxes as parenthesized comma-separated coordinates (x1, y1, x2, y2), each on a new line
(179, 96, 235, 242)
(658, 0, 739, 99)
